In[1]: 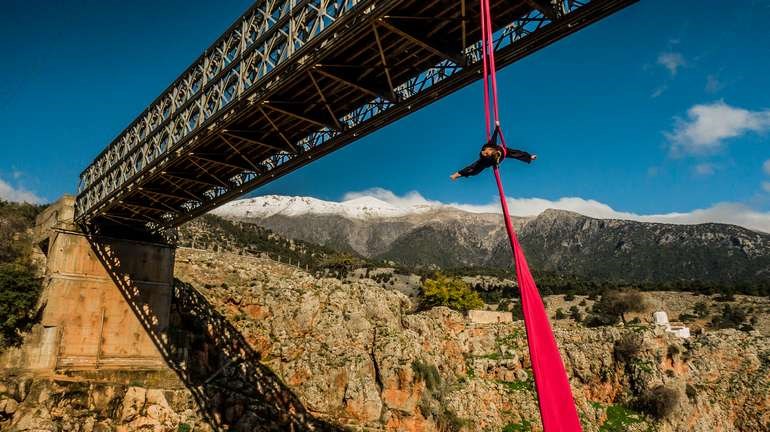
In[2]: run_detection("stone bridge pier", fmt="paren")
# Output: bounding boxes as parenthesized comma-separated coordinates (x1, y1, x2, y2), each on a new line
(3, 196, 175, 373)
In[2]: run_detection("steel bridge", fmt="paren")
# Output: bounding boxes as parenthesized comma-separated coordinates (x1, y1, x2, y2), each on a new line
(75, 0, 635, 234)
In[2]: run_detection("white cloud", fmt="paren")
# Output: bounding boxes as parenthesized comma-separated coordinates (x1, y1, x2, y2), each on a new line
(705, 74, 724, 93)
(693, 163, 715, 176)
(763, 181, 770, 193)
(763, 159, 770, 176)
(342, 188, 770, 233)
(343, 187, 444, 208)
(0, 177, 43, 203)
(650, 85, 667, 99)
(657, 52, 686, 76)
(666, 101, 770, 155)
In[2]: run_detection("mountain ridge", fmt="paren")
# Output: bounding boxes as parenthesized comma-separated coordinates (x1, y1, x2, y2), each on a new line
(211, 196, 770, 285)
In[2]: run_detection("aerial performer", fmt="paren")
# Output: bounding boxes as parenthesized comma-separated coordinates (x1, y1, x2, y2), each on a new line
(449, 129, 536, 180)
(452, 0, 583, 431)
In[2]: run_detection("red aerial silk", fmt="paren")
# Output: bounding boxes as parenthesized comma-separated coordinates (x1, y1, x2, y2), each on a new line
(479, 1, 582, 430)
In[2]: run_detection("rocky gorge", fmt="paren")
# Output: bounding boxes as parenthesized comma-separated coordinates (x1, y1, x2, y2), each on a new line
(3, 246, 768, 431)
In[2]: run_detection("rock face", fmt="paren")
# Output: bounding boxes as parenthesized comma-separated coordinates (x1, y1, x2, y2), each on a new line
(0, 376, 206, 432)
(3, 247, 769, 431)
(171, 248, 770, 431)
(217, 200, 770, 284)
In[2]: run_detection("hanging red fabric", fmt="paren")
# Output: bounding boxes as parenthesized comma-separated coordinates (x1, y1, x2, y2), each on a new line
(479, 1, 582, 431)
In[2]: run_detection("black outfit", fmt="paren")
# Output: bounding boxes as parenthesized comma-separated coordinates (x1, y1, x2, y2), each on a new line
(457, 142, 533, 177)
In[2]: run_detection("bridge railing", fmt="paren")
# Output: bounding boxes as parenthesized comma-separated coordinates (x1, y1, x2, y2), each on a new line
(76, 0, 367, 219)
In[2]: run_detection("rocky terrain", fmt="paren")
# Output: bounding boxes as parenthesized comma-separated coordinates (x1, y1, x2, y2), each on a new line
(2, 196, 770, 431)
(5, 247, 767, 431)
(215, 196, 770, 286)
(170, 249, 770, 431)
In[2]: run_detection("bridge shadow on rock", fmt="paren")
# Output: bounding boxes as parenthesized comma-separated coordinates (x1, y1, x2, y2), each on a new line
(88, 236, 345, 432)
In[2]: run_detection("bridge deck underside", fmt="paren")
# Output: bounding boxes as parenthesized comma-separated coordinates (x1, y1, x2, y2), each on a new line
(77, 0, 634, 234)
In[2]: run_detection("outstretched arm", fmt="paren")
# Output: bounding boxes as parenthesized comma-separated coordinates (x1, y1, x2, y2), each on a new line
(451, 159, 485, 180)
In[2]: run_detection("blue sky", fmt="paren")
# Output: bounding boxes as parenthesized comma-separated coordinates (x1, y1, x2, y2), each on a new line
(2, 1, 770, 230)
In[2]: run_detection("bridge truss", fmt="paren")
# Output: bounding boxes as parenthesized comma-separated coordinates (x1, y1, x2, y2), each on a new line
(75, 0, 635, 234)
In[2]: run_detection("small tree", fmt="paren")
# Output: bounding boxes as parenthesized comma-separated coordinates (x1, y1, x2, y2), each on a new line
(693, 301, 709, 318)
(569, 305, 583, 322)
(0, 263, 43, 348)
(710, 304, 748, 330)
(613, 333, 643, 363)
(420, 273, 483, 312)
(587, 290, 646, 326)
(636, 385, 679, 419)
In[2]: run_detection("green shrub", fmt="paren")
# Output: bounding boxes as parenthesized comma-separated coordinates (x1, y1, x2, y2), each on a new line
(569, 305, 583, 322)
(636, 385, 679, 419)
(0, 200, 44, 263)
(502, 419, 532, 431)
(599, 405, 644, 432)
(693, 301, 709, 318)
(685, 384, 697, 402)
(710, 304, 748, 330)
(412, 359, 441, 394)
(0, 263, 43, 348)
(412, 359, 466, 431)
(554, 308, 566, 320)
(667, 344, 680, 359)
(420, 273, 483, 312)
(613, 334, 643, 364)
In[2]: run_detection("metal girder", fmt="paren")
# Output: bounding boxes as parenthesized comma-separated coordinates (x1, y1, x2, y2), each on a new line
(376, 18, 466, 65)
(312, 67, 392, 102)
(262, 102, 338, 130)
(75, 0, 637, 232)
(158, 176, 206, 202)
(308, 71, 343, 130)
(525, 0, 558, 19)
(371, 24, 398, 101)
(135, 190, 183, 214)
(139, 188, 193, 202)
(221, 130, 286, 151)
(161, 172, 223, 189)
(190, 154, 256, 173)
(259, 106, 299, 152)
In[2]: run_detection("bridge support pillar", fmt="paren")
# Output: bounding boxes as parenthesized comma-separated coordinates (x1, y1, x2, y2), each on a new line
(4, 196, 175, 372)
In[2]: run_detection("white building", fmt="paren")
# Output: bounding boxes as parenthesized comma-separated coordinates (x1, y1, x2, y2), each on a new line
(653, 311, 690, 339)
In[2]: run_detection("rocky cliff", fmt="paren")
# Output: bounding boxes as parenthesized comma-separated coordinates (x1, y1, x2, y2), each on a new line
(2, 247, 769, 431)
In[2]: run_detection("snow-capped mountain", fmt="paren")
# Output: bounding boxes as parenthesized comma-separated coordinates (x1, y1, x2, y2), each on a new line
(211, 195, 441, 220)
(206, 195, 770, 283)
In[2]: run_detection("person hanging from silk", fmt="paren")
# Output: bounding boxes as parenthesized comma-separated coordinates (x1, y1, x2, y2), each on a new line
(448, 0, 583, 430)
(449, 128, 536, 180)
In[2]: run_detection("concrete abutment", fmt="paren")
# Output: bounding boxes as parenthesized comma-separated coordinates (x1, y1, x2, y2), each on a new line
(2, 196, 175, 373)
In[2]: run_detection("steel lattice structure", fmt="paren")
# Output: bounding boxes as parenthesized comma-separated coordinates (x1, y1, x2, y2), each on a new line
(75, 0, 636, 233)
